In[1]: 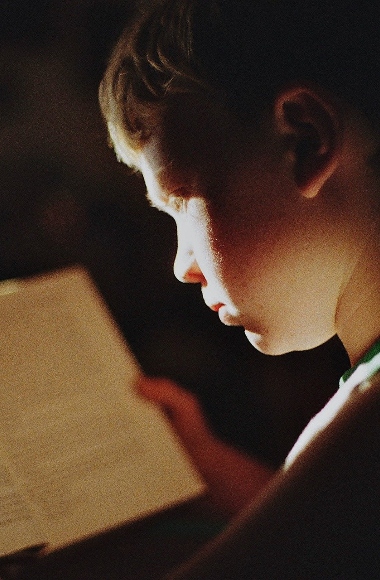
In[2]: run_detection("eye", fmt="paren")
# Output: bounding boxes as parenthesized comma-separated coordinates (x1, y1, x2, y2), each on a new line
(168, 188, 190, 212)
(169, 195, 186, 212)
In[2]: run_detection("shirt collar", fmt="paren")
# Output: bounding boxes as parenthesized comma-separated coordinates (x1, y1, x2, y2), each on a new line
(340, 338, 380, 391)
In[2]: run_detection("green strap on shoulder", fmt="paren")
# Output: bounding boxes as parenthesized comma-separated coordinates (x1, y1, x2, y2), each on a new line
(340, 338, 380, 387)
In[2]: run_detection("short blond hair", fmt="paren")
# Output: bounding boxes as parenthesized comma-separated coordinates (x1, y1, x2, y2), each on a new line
(99, 0, 380, 168)
(99, 0, 219, 168)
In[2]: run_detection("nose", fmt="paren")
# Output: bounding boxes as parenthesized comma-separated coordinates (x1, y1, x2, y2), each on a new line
(173, 245, 205, 284)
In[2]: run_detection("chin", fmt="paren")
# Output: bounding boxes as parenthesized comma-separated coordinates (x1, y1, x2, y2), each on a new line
(245, 328, 334, 355)
(244, 330, 294, 356)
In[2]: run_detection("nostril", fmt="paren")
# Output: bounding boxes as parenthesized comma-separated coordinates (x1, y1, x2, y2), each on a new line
(174, 255, 205, 284)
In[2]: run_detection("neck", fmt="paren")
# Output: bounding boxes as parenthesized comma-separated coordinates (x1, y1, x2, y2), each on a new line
(336, 233, 380, 366)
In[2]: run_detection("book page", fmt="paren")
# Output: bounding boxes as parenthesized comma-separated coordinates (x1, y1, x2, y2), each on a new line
(0, 267, 204, 553)
(0, 450, 46, 558)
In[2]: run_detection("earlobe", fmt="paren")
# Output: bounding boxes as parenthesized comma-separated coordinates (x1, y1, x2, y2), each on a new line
(275, 86, 341, 198)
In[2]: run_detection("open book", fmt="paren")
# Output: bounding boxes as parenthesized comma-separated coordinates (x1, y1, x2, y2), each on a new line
(0, 266, 205, 559)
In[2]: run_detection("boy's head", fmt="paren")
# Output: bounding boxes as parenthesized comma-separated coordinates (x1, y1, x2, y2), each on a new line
(100, 0, 380, 356)
(100, 0, 380, 168)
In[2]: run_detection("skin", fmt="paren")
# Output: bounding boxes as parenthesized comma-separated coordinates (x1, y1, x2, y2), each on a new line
(112, 84, 380, 519)
(138, 91, 380, 578)
(134, 87, 380, 361)
(138, 376, 274, 516)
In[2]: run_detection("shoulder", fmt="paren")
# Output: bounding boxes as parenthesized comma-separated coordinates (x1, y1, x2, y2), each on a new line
(169, 375, 380, 579)
(285, 370, 380, 468)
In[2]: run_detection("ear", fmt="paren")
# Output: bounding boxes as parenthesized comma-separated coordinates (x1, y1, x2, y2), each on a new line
(274, 85, 341, 198)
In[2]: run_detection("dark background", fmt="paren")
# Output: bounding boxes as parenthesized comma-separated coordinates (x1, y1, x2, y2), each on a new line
(0, 0, 349, 468)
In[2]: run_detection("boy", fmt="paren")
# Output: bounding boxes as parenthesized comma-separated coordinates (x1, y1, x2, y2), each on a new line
(100, 0, 380, 577)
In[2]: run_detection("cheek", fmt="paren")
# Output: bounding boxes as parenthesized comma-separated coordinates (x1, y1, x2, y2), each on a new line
(203, 205, 303, 306)
(203, 203, 269, 276)
(205, 175, 291, 260)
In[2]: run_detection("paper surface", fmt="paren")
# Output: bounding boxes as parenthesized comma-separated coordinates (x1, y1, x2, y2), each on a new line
(0, 451, 46, 557)
(0, 267, 204, 554)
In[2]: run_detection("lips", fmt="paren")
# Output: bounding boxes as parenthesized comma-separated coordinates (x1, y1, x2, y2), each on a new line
(209, 303, 224, 312)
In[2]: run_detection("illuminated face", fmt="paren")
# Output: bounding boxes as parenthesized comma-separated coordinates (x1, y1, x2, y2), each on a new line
(134, 99, 347, 355)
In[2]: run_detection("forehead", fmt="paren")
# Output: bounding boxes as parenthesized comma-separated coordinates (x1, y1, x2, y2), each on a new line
(139, 141, 170, 196)
(139, 136, 189, 202)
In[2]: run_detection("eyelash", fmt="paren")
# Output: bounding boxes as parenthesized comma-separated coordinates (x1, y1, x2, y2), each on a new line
(169, 195, 186, 212)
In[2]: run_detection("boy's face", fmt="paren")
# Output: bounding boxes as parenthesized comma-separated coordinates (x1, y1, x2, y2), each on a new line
(133, 98, 344, 355)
